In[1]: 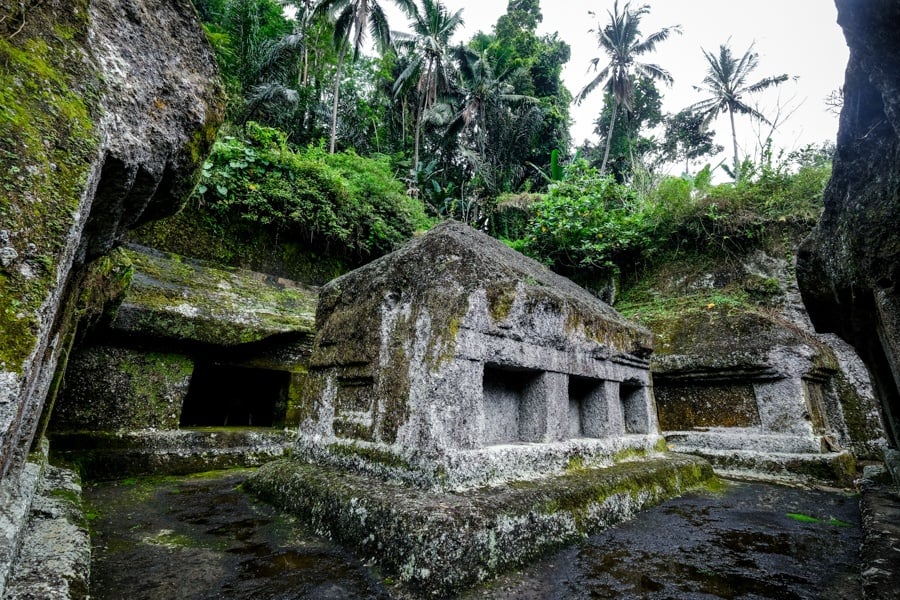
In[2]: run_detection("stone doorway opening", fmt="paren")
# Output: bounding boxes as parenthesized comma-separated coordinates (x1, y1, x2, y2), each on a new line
(180, 363, 290, 427)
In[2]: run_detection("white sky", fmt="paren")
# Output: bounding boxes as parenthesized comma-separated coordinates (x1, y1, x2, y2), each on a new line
(381, 1, 849, 172)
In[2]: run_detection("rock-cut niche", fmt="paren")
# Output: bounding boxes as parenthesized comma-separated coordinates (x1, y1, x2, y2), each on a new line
(179, 362, 290, 428)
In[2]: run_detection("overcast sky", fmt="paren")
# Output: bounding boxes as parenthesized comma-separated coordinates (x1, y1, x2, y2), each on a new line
(381, 0, 849, 172)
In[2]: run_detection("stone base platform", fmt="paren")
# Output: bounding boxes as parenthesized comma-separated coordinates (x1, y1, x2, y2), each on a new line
(5, 464, 90, 599)
(669, 445, 857, 487)
(49, 428, 294, 480)
(245, 453, 715, 596)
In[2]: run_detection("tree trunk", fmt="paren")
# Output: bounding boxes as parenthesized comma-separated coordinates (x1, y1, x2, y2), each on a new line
(729, 105, 740, 181)
(601, 100, 619, 174)
(413, 86, 426, 172)
(329, 44, 347, 154)
(413, 62, 434, 173)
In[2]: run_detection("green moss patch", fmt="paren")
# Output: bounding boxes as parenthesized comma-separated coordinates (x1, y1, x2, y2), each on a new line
(0, 1, 99, 373)
(113, 246, 318, 346)
(246, 453, 715, 596)
(786, 513, 854, 528)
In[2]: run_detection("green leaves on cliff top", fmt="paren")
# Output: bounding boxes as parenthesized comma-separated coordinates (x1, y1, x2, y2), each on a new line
(193, 122, 429, 259)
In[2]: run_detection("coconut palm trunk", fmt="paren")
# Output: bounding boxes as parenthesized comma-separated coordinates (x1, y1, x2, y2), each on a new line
(329, 43, 347, 154)
(601, 100, 619, 174)
(728, 106, 740, 180)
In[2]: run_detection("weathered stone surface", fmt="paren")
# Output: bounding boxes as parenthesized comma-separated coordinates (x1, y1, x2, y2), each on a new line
(49, 429, 294, 480)
(797, 0, 900, 449)
(622, 227, 887, 478)
(0, 0, 223, 487)
(859, 479, 900, 599)
(246, 454, 715, 597)
(645, 299, 884, 471)
(0, 452, 43, 595)
(0, 3, 222, 593)
(298, 221, 659, 488)
(6, 465, 90, 600)
(109, 246, 318, 347)
(52, 346, 193, 432)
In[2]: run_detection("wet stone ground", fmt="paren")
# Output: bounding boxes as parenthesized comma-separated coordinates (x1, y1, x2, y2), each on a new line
(86, 470, 862, 600)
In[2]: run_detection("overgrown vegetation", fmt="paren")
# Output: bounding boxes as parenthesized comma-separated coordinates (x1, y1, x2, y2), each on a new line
(131, 0, 834, 300)
(194, 122, 429, 260)
(503, 142, 831, 283)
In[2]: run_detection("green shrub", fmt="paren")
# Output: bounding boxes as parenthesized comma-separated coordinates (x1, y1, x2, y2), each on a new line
(521, 161, 659, 275)
(193, 123, 428, 259)
(508, 144, 832, 279)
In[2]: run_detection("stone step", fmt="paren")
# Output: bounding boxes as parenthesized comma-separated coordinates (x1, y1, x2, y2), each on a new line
(665, 429, 824, 453)
(50, 428, 294, 480)
(5, 464, 90, 599)
(245, 453, 716, 596)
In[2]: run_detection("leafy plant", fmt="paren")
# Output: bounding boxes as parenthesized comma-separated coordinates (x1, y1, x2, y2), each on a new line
(194, 123, 428, 258)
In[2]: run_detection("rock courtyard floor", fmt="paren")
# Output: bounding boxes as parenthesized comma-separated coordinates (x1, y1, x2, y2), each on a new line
(85, 469, 863, 599)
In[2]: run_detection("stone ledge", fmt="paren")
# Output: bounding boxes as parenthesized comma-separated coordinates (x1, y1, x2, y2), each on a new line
(5, 465, 90, 600)
(673, 447, 856, 486)
(49, 428, 294, 480)
(244, 453, 715, 596)
(666, 429, 824, 453)
(298, 433, 668, 490)
(859, 474, 900, 599)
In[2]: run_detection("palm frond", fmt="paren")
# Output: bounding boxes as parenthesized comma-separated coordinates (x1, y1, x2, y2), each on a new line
(575, 67, 610, 104)
(744, 73, 790, 94)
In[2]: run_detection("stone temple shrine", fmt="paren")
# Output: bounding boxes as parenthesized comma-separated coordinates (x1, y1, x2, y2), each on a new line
(248, 221, 713, 595)
(293, 220, 664, 488)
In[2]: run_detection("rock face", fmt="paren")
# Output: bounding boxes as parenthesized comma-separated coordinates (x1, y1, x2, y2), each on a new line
(0, 0, 223, 483)
(0, 2, 222, 592)
(297, 221, 662, 488)
(622, 230, 886, 483)
(797, 0, 900, 448)
(50, 246, 317, 433)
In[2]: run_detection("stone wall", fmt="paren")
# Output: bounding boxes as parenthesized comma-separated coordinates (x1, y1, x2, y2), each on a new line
(797, 0, 900, 448)
(0, 0, 224, 481)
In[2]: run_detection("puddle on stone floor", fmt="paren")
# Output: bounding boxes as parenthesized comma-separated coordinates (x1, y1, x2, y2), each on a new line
(86, 470, 390, 600)
(460, 479, 863, 600)
(87, 472, 863, 599)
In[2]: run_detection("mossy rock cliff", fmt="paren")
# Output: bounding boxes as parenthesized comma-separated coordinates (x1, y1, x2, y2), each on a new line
(0, 0, 223, 475)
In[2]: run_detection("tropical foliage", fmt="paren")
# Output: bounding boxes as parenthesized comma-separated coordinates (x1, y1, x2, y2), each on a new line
(687, 42, 790, 179)
(186, 0, 824, 288)
(195, 122, 428, 258)
(574, 0, 680, 173)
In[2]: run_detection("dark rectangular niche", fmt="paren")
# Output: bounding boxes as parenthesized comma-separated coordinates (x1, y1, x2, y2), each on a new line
(568, 376, 604, 438)
(621, 381, 651, 434)
(482, 366, 540, 445)
(180, 362, 290, 427)
(654, 383, 761, 431)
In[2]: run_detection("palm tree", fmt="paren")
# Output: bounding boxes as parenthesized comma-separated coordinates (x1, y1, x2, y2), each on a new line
(448, 46, 538, 195)
(314, 0, 415, 153)
(392, 0, 464, 171)
(575, 1, 679, 174)
(687, 42, 789, 180)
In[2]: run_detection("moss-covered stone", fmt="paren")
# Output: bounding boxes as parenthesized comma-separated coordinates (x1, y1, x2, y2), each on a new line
(109, 247, 317, 347)
(49, 429, 293, 480)
(298, 221, 658, 487)
(128, 207, 350, 286)
(0, 0, 99, 375)
(52, 346, 193, 432)
(245, 454, 715, 596)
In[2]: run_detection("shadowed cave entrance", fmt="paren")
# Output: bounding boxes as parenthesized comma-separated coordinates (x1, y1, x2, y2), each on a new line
(180, 362, 290, 427)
